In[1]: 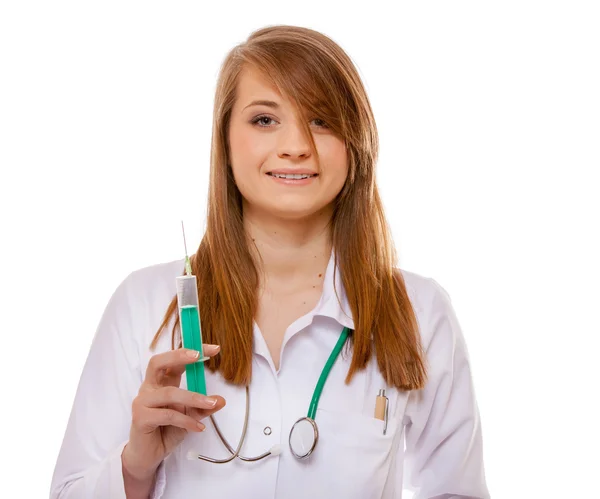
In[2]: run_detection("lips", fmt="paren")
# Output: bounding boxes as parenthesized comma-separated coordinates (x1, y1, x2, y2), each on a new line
(266, 171, 319, 185)
(267, 172, 318, 178)
(266, 167, 318, 175)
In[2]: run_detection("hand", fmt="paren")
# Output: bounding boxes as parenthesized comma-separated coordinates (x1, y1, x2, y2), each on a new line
(122, 344, 226, 480)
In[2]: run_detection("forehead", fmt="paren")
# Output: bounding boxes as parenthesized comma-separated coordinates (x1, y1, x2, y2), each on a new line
(234, 66, 290, 110)
(238, 66, 277, 92)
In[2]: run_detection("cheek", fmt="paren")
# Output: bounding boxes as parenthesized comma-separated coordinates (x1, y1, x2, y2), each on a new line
(229, 126, 266, 192)
(230, 126, 268, 166)
(323, 142, 348, 184)
(239, 133, 261, 158)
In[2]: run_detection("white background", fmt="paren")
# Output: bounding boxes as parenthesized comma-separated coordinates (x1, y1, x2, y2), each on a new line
(1, 1, 598, 497)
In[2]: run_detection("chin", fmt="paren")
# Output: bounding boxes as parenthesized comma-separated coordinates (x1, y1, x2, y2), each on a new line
(263, 202, 327, 221)
(269, 209, 316, 221)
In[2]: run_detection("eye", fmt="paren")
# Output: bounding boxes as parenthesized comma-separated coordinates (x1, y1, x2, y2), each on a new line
(250, 115, 329, 129)
(311, 118, 329, 128)
(251, 115, 277, 127)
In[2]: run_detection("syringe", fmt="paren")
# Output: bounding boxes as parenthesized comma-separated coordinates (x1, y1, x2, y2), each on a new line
(176, 221, 208, 395)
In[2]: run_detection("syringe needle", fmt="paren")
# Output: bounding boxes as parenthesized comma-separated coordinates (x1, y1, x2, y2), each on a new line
(181, 220, 189, 255)
(181, 220, 192, 276)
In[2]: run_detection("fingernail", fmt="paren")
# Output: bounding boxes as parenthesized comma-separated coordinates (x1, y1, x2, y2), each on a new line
(207, 397, 218, 407)
(197, 422, 206, 431)
(206, 344, 221, 353)
(186, 350, 200, 359)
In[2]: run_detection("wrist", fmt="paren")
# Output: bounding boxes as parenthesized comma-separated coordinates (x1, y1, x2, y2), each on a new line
(121, 444, 159, 483)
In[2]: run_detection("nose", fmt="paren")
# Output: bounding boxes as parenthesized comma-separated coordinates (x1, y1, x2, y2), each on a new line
(276, 121, 312, 160)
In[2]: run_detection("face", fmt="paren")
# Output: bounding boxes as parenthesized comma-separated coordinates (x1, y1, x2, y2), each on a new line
(228, 66, 348, 221)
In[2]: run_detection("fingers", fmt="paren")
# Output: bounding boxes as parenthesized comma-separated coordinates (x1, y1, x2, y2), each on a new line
(133, 387, 227, 433)
(185, 400, 226, 422)
(145, 345, 220, 386)
(133, 406, 207, 433)
(142, 386, 222, 411)
(186, 395, 227, 420)
(201, 343, 221, 358)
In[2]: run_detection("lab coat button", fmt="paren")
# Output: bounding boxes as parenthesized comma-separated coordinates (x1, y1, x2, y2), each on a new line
(263, 426, 272, 435)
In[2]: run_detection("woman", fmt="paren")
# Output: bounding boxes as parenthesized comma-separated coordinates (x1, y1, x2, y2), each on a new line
(51, 25, 490, 499)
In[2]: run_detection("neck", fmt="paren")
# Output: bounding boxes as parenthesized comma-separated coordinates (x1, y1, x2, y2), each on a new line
(243, 204, 334, 292)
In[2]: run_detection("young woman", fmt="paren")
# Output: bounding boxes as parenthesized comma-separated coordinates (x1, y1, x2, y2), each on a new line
(51, 25, 490, 499)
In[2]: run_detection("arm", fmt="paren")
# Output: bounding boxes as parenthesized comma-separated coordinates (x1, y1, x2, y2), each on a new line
(402, 279, 490, 499)
(121, 458, 159, 499)
(50, 271, 166, 499)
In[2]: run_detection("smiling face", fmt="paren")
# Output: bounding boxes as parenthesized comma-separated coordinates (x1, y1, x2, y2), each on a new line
(227, 66, 349, 221)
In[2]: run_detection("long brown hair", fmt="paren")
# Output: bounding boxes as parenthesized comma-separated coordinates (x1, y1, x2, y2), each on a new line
(150, 25, 427, 391)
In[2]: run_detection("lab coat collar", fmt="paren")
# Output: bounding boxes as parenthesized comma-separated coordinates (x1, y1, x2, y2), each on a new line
(312, 249, 355, 330)
(252, 249, 355, 361)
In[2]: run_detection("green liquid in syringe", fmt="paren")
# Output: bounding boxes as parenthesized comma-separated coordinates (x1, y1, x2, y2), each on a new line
(180, 305, 207, 395)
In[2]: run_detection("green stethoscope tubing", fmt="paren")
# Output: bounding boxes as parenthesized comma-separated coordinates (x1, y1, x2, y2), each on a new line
(307, 326, 350, 419)
(191, 325, 352, 463)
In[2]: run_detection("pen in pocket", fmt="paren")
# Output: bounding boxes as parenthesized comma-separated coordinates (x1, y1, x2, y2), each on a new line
(374, 389, 389, 435)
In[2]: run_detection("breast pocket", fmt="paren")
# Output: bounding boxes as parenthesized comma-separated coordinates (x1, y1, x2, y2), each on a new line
(294, 406, 401, 499)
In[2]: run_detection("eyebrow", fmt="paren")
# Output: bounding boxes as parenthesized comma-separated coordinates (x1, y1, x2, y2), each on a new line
(242, 100, 280, 111)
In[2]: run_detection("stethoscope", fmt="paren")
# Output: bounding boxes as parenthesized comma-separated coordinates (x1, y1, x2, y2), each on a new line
(187, 326, 350, 463)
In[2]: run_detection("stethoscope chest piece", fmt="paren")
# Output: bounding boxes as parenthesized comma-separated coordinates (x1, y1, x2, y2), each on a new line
(289, 416, 319, 459)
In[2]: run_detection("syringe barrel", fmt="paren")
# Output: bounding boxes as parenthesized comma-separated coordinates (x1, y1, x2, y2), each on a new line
(175, 274, 207, 395)
(176, 275, 199, 308)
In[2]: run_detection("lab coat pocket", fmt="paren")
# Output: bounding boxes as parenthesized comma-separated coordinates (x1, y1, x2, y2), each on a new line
(299, 406, 400, 499)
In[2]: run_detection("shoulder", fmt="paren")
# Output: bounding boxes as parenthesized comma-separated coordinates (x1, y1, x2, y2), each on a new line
(125, 258, 186, 289)
(123, 257, 187, 316)
(109, 258, 187, 346)
(394, 267, 457, 351)
(394, 266, 446, 316)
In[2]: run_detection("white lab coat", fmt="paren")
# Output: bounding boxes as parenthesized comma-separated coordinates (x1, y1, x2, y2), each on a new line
(50, 251, 490, 498)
